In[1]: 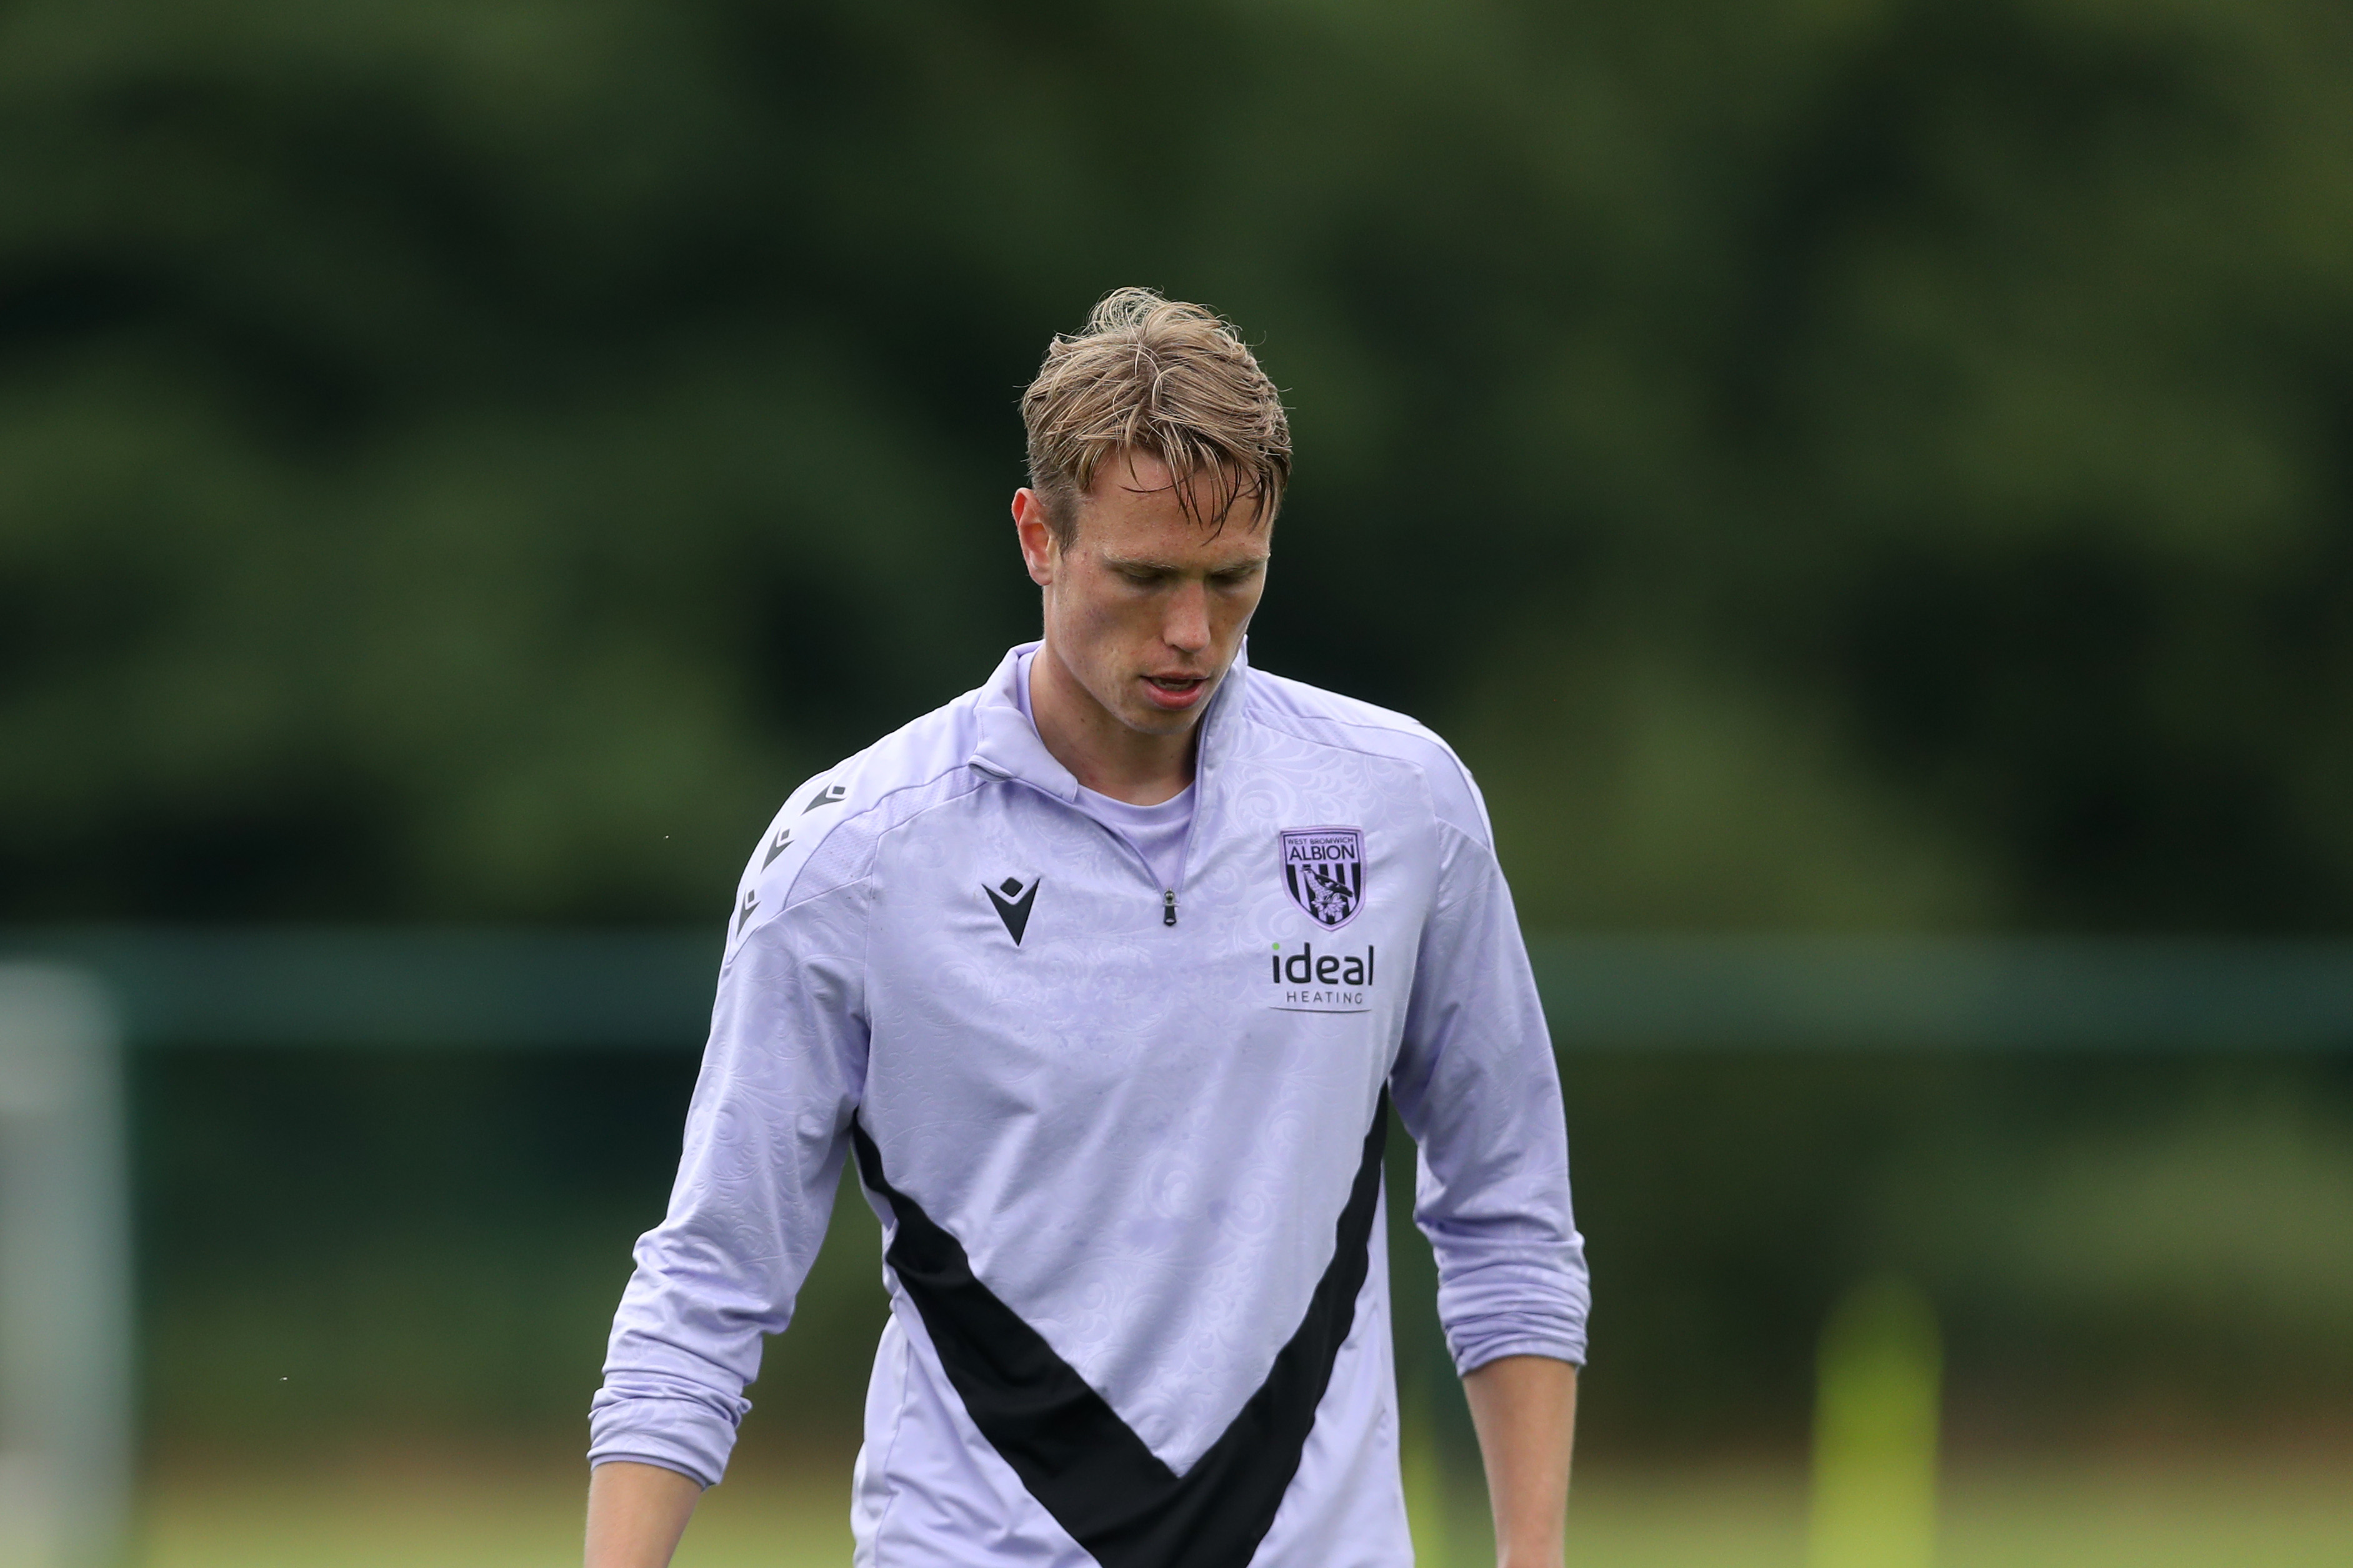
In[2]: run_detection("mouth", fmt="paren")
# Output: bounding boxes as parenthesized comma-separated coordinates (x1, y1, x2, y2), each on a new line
(1141, 672, 1211, 711)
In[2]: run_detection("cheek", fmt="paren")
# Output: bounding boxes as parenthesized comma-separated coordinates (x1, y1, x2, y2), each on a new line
(1056, 585, 1150, 657)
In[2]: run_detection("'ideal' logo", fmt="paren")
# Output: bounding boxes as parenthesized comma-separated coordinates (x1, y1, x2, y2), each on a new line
(1267, 940, 1376, 1015)
(1271, 941, 1375, 987)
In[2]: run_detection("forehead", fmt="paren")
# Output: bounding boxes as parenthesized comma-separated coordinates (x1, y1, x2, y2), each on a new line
(1074, 451, 1272, 562)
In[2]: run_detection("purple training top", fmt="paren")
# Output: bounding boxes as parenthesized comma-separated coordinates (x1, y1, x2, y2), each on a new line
(591, 642, 1589, 1567)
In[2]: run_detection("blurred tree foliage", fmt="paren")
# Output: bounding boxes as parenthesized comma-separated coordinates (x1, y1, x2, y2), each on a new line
(7, 0, 2353, 932)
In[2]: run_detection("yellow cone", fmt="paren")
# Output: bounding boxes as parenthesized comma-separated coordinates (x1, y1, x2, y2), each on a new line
(1807, 1277, 1941, 1568)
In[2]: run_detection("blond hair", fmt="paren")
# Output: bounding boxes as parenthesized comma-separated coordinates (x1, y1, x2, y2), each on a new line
(1021, 287, 1291, 544)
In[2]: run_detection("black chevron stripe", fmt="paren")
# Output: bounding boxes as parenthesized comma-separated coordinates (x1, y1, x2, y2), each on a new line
(849, 1091, 1389, 1568)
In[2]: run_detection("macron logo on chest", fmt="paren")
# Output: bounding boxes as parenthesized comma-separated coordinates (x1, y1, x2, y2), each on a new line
(987, 876, 1038, 945)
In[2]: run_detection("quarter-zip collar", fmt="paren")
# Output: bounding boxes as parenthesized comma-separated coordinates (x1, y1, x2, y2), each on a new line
(967, 639, 1253, 798)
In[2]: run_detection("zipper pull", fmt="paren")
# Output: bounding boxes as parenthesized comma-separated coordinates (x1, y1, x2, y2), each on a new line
(1162, 889, 1178, 927)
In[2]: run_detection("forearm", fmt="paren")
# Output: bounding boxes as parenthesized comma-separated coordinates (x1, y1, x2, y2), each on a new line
(584, 1460, 702, 1568)
(1462, 1354, 1578, 1567)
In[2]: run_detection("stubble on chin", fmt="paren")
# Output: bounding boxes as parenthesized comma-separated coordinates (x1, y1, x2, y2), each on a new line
(1113, 695, 1198, 739)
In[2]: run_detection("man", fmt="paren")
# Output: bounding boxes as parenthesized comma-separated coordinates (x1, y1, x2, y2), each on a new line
(585, 289, 1589, 1567)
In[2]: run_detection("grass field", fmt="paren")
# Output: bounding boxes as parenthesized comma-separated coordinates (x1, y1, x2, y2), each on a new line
(136, 1446, 2352, 1567)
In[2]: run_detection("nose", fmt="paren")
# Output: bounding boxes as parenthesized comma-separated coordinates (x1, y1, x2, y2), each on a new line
(1163, 579, 1211, 654)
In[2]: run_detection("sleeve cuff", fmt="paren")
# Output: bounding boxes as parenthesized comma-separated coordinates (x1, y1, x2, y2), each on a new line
(1454, 1336, 1587, 1376)
(587, 1387, 743, 1490)
(587, 1452, 713, 1489)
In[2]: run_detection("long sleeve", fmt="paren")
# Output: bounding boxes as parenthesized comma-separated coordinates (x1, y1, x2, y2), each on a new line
(1390, 812, 1589, 1374)
(587, 874, 871, 1487)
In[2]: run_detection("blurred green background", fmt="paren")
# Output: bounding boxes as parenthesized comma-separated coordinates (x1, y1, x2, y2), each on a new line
(5, 0, 2353, 1561)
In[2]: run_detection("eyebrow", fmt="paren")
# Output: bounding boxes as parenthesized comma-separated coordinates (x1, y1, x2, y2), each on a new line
(1104, 552, 1271, 574)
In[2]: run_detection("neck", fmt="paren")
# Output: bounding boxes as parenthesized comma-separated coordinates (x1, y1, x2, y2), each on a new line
(1027, 644, 1199, 806)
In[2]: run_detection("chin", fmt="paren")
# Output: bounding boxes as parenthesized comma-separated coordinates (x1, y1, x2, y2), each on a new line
(1120, 706, 1203, 737)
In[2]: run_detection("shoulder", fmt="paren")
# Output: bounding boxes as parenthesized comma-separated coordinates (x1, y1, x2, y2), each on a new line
(1237, 664, 1494, 848)
(725, 684, 991, 954)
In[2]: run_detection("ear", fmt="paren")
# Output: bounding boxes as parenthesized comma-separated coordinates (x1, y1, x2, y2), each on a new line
(1011, 488, 1059, 587)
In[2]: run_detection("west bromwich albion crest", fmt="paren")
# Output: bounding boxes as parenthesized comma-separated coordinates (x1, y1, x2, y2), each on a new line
(1281, 826, 1366, 930)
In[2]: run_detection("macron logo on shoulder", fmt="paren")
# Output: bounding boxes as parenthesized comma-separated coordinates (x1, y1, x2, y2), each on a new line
(986, 877, 1038, 946)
